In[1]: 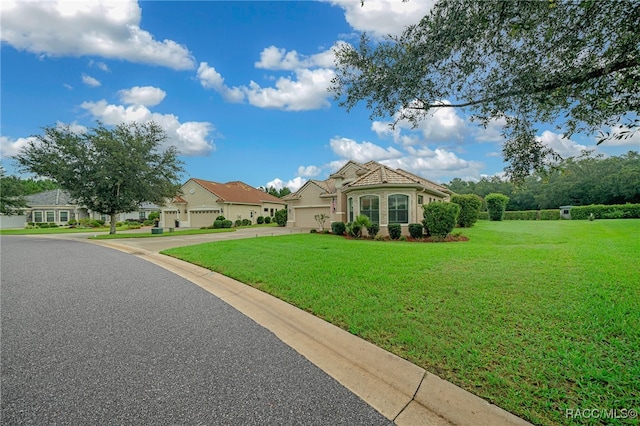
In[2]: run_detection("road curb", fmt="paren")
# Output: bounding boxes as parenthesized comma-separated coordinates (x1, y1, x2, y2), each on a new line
(93, 240, 531, 426)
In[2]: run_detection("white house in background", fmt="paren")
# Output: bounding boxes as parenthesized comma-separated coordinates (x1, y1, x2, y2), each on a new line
(22, 189, 158, 225)
(160, 178, 287, 228)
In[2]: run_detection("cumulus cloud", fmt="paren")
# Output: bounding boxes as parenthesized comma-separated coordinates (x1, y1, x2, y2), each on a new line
(118, 86, 166, 107)
(88, 60, 110, 72)
(80, 99, 215, 156)
(196, 63, 245, 103)
(0, 135, 37, 158)
(255, 43, 341, 71)
(372, 102, 467, 145)
(537, 130, 588, 159)
(602, 124, 640, 147)
(327, 0, 434, 38)
(266, 177, 306, 192)
(1, 0, 194, 70)
(297, 165, 322, 177)
(330, 137, 403, 162)
(82, 74, 101, 87)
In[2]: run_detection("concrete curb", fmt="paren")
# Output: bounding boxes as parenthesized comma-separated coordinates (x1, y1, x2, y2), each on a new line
(93, 240, 531, 426)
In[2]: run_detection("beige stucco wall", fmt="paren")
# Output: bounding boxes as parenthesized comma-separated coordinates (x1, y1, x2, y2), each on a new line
(286, 183, 330, 228)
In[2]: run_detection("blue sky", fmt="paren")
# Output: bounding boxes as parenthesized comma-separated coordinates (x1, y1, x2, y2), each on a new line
(1, 0, 637, 191)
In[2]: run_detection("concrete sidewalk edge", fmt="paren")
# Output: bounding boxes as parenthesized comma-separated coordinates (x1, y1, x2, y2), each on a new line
(93, 240, 531, 426)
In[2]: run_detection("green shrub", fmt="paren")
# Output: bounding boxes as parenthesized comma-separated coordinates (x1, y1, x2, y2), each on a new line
(346, 222, 362, 238)
(257, 216, 264, 224)
(485, 193, 509, 221)
(399, 235, 408, 241)
(422, 202, 460, 237)
(143, 219, 154, 226)
(38, 223, 49, 228)
(451, 194, 482, 227)
(274, 209, 287, 227)
(570, 204, 640, 220)
(27, 222, 35, 226)
(216, 215, 226, 221)
(264, 216, 271, 224)
(478, 212, 489, 220)
(310, 229, 317, 233)
(366, 223, 380, 238)
(96, 219, 105, 226)
(48, 222, 58, 227)
(388, 223, 402, 240)
(539, 210, 561, 220)
(331, 221, 346, 235)
(213, 219, 224, 229)
(408, 223, 424, 238)
(222, 219, 233, 228)
(242, 218, 252, 226)
(374, 234, 386, 241)
(116, 221, 124, 227)
(68, 219, 77, 225)
(148, 211, 160, 221)
(235, 219, 242, 227)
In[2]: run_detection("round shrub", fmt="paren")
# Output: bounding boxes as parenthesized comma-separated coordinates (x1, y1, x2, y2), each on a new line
(235, 219, 242, 227)
(422, 202, 460, 237)
(451, 194, 482, 228)
(408, 223, 424, 238)
(388, 223, 402, 240)
(485, 193, 510, 221)
(222, 219, 233, 228)
(215, 215, 226, 221)
(257, 216, 264, 224)
(366, 223, 380, 238)
(274, 209, 287, 227)
(331, 221, 346, 235)
(264, 216, 271, 224)
(213, 219, 224, 229)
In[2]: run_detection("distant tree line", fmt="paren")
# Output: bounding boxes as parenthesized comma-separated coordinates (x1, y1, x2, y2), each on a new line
(0, 164, 59, 215)
(259, 185, 291, 198)
(445, 151, 640, 210)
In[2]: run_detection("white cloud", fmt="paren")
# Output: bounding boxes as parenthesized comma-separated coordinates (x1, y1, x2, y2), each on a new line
(266, 177, 306, 192)
(1, 0, 194, 70)
(80, 100, 215, 156)
(327, 0, 434, 38)
(537, 130, 588, 159)
(63, 83, 73, 90)
(474, 117, 508, 143)
(0, 135, 37, 158)
(118, 86, 166, 107)
(82, 74, 101, 87)
(330, 137, 403, 162)
(196, 62, 245, 103)
(297, 165, 322, 177)
(255, 43, 341, 71)
(244, 68, 335, 111)
(602, 124, 640, 147)
(372, 102, 467, 145)
(89, 60, 110, 72)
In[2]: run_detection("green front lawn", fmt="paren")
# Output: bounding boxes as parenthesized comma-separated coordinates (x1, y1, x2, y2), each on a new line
(163, 220, 640, 425)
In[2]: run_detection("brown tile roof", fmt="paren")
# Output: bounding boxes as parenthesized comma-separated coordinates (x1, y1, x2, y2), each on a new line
(395, 169, 451, 194)
(347, 164, 421, 187)
(191, 179, 286, 205)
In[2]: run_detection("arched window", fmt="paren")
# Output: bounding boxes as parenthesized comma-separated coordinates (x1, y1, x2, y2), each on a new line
(360, 195, 379, 224)
(388, 194, 409, 224)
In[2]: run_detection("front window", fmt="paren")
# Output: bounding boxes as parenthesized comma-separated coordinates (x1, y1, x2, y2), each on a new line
(389, 194, 409, 224)
(46, 211, 55, 222)
(360, 195, 379, 224)
(59, 211, 69, 222)
(139, 211, 146, 220)
(348, 198, 354, 222)
(34, 211, 43, 223)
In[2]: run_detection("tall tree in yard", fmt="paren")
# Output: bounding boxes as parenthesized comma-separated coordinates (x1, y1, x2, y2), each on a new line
(332, 0, 639, 183)
(14, 122, 184, 234)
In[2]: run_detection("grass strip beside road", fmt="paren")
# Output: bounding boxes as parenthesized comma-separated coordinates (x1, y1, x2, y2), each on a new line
(162, 220, 640, 426)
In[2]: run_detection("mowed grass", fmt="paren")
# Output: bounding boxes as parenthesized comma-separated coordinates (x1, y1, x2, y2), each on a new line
(162, 220, 640, 425)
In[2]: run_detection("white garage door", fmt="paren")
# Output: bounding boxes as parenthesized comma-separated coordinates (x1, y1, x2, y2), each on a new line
(190, 210, 218, 228)
(294, 207, 328, 228)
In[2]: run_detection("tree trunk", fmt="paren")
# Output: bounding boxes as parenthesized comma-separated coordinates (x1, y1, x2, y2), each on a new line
(110, 213, 117, 234)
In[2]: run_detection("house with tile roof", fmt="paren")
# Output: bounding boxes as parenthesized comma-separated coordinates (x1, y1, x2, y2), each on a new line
(283, 161, 452, 235)
(160, 178, 287, 228)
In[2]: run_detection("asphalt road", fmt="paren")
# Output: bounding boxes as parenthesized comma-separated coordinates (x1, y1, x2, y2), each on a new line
(1, 236, 390, 425)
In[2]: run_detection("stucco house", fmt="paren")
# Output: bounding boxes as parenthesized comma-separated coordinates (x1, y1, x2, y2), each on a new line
(160, 178, 287, 228)
(283, 161, 452, 235)
(22, 189, 158, 225)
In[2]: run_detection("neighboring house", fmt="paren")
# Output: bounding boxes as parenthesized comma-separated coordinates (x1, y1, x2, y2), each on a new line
(23, 189, 158, 225)
(160, 178, 287, 228)
(283, 160, 452, 235)
(24, 189, 88, 225)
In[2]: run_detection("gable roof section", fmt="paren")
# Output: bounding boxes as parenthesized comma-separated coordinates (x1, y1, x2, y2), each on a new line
(395, 169, 452, 195)
(191, 178, 285, 205)
(24, 189, 76, 207)
(329, 160, 368, 178)
(347, 163, 422, 188)
(283, 179, 335, 201)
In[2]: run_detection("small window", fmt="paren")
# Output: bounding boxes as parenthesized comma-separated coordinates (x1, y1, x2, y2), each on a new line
(34, 211, 43, 223)
(348, 198, 354, 222)
(418, 195, 424, 205)
(139, 211, 146, 220)
(59, 211, 69, 222)
(46, 211, 55, 222)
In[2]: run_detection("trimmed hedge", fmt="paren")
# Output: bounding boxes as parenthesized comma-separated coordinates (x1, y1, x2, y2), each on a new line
(485, 193, 509, 221)
(570, 204, 640, 220)
(331, 221, 346, 235)
(502, 210, 561, 220)
(408, 223, 424, 238)
(451, 194, 482, 228)
(423, 202, 460, 237)
(388, 223, 402, 240)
